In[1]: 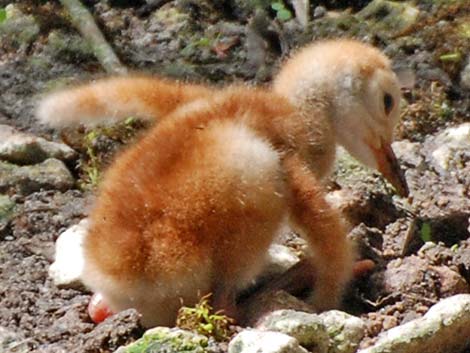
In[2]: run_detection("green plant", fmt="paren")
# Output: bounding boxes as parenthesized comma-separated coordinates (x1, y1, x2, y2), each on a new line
(81, 129, 101, 189)
(420, 222, 432, 242)
(0, 8, 6, 23)
(271, 1, 292, 21)
(450, 243, 459, 252)
(78, 117, 144, 189)
(176, 294, 234, 342)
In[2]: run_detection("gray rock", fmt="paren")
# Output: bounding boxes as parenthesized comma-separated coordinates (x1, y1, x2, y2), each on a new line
(0, 158, 75, 195)
(116, 327, 210, 353)
(256, 310, 329, 352)
(358, 294, 470, 353)
(228, 329, 308, 353)
(0, 4, 40, 47)
(49, 219, 88, 289)
(319, 310, 366, 353)
(0, 124, 77, 165)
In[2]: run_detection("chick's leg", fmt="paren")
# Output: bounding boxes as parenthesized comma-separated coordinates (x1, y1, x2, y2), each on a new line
(283, 154, 354, 311)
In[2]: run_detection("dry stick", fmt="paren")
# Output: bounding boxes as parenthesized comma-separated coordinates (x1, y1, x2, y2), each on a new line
(59, 0, 127, 75)
(291, 0, 310, 28)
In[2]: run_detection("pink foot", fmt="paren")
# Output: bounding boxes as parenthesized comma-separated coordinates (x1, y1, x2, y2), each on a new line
(88, 292, 114, 324)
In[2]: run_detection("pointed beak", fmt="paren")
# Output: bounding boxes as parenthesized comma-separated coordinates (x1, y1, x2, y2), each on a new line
(370, 140, 409, 197)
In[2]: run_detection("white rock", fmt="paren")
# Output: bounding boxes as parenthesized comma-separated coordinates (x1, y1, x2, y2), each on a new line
(256, 310, 329, 352)
(392, 140, 423, 168)
(319, 310, 366, 353)
(263, 244, 300, 278)
(228, 330, 308, 353)
(429, 123, 470, 171)
(49, 219, 88, 289)
(358, 294, 470, 353)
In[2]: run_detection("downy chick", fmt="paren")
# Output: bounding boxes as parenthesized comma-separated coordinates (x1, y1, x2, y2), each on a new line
(37, 39, 408, 327)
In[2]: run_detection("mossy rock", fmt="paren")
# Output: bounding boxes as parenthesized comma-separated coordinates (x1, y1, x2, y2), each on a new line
(356, 0, 420, 37)
(119, 327, 210, 353)
(0, 194, 15, 236)
(44, 30, 94, 61)
(0, 159, 75, 195)
(0, 4, 40, 47)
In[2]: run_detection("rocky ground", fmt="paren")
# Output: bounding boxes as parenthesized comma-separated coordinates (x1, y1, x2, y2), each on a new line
(0, 0, 469, 352)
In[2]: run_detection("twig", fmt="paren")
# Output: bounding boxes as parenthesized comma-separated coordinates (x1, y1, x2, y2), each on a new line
(59, 0, 127, 74)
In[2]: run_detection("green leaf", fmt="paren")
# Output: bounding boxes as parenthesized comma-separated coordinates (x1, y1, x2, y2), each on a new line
(277, 8, 292, 21)
(0, 8, 6, 23)
(420, 222, 432, 242)
(271, 2, 292, 21)
(271, 2, 283, 11)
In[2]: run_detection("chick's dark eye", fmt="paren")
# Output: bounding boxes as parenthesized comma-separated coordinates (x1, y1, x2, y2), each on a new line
(384, 93, 394, 115)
